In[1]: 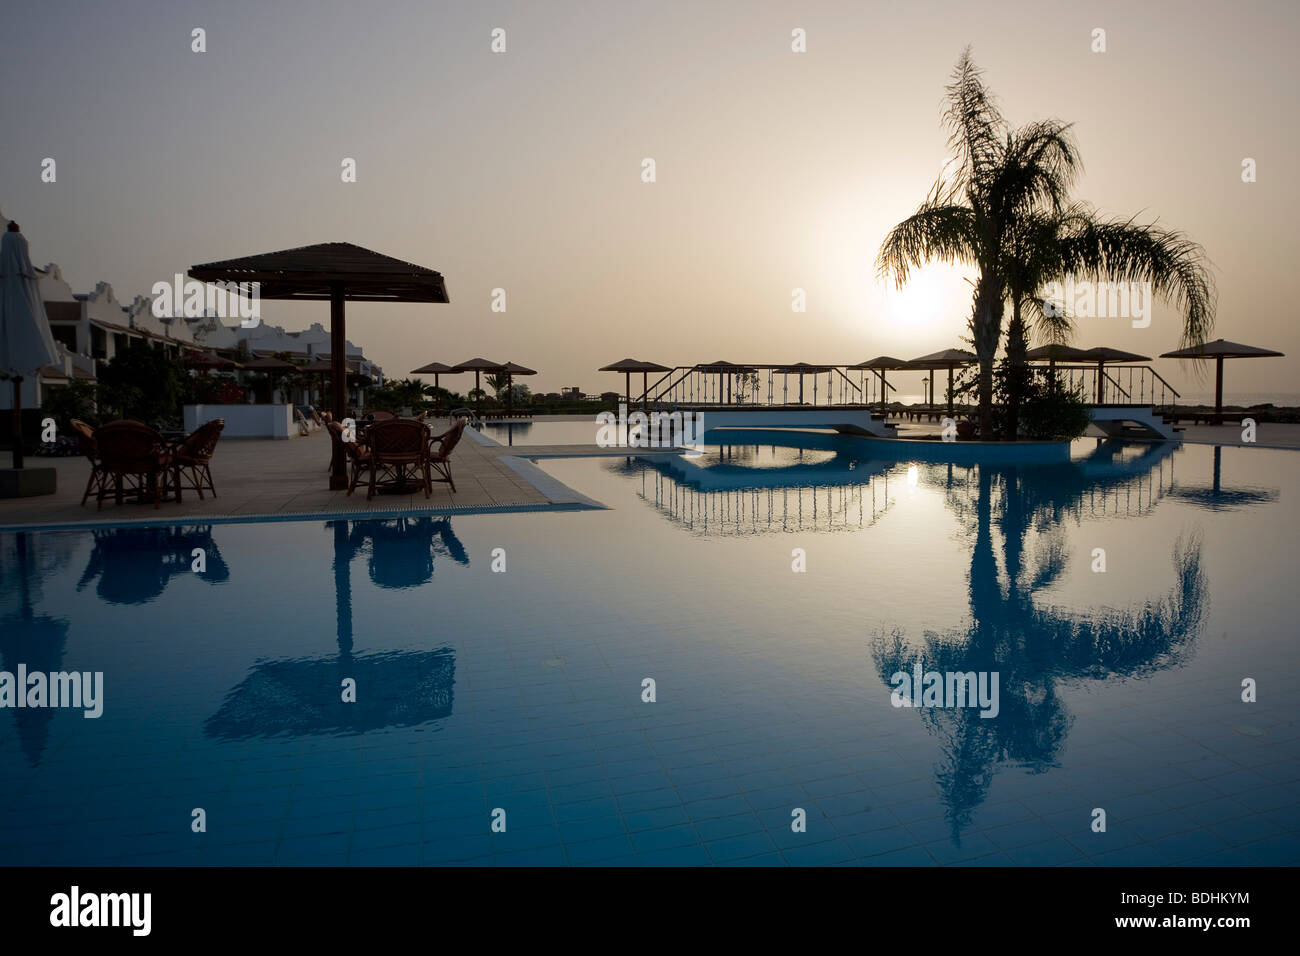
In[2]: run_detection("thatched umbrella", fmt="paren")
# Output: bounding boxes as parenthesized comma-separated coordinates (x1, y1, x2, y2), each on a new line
(301, 358, 333, 407)
(241, 355, 297, 404)
(1024, 343, 1091, 375)
(1159, 338, 1285, 420)
(907, 348, 977, 416)
(190, 242, 449, 488)
(1080, 347, 1151, 404)
(850, 357, 911, 415)
(410, 360, 458, 417)
(498, 361, 537, 417)
(598, 358, 672, 408)
(452, 357, 505, 417)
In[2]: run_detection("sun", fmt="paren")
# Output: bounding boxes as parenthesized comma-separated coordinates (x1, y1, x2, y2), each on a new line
(873, 264, 973, 339)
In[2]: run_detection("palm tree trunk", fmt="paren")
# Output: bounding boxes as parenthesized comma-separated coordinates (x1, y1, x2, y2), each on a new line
(971, 277, 1002, 438)
(1004, 298, 1029, 441)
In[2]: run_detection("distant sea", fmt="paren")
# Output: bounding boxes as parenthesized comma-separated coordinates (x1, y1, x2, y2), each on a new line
(1172, 392, 1300, 408)
(894, 392, 1300, 407)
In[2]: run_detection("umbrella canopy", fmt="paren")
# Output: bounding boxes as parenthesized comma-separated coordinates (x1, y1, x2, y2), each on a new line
(907, 348, 978, 367)
(849, 357, 912, 414)
(1081, 346, 1152, 404)
(906, 349, 977, 414)
(849, 356, 911, 370)
(301, 359, 334, 373)
(1160, 338, 1285, 417)
(409, 361, 459, 416)
(452, 358, 506, 416)
(1081, 346, 1152, 363)
(1, 227, 61, 469)
(598, 358, 671, 406)
(1160, 338, 1284, 360)
(498, 361, 536, 415)
(241, 356, 298, 404)
(190, 241, 449, 488)
(1025, 344, 1092, 363)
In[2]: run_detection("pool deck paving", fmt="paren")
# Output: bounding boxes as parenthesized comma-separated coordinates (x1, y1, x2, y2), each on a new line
(0, 420, 684, 531)
(2, 417, 1296, 531)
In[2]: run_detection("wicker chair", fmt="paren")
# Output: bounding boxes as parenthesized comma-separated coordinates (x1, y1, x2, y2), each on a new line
(94, 420, 172, 510)
(363, 419, 431, 499)
(171, 419, 225, 501)
(425, 419, 466, 494)
(328, 421, 373, 496)
(71, 418, 108, 507)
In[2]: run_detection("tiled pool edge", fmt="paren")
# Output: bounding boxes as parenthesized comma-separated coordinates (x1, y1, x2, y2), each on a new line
(498, 456, 607, 509)
(0, 499, 604, 533)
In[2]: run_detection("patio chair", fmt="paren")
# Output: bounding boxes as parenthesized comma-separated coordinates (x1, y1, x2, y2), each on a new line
(94, 420, 172, 510)
(328, 421, 374, 496)
(171, 419, 225, 502)
(369, 410, 397, 422)
(425, 419, 466, 494)
(363, 419, 431, 499)
(71, 418, 108, 507)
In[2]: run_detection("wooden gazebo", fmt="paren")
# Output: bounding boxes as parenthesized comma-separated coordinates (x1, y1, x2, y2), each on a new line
(189, 242, 449, 488)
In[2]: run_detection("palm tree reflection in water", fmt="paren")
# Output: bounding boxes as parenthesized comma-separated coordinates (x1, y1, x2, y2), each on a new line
(873, 450, 1209, 838)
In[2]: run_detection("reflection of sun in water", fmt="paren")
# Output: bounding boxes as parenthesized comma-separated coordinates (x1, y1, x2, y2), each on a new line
(906, 464, 919, 488)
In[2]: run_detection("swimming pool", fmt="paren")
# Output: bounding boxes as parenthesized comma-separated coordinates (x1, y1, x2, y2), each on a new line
(1, 435, 1297, 866)
(478, 418, 606, 446)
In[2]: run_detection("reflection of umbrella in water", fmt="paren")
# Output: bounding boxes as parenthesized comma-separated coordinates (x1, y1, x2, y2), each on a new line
(0, 533, 70, 766)
(77, 526, 230, 605)
(203, 648, 455, 740)
(350, 516, 469, 590)
(1168, 444, 1279, 511)
(205, 516, 465, 740)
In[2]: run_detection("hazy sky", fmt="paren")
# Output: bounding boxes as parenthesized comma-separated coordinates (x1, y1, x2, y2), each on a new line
(2, 0, 1296, 396)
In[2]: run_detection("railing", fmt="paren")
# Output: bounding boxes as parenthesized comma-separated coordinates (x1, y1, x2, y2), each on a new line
(634, 463, 896, 534)
(1042, 365, 1181, 410)
(642, 365, 897, 410)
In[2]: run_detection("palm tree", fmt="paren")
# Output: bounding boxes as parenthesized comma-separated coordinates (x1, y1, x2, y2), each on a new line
(485, 372, 510, 401)
(878, 49, 1215, 437)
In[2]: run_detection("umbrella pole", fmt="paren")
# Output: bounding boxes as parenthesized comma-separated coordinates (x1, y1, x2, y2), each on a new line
(643, 371, 649, 413)
(506, 373, 514, 416)
(625, 372, 631, 407)
(1215, 356, 1224, 420)
(1096, 361, 1104, 404)
(10, 379, 23, 473)
(434, 374, 440, 418)
(948, 366, 954, 418)
(475, 371, 482, 418)
(329, 283, 348, 489)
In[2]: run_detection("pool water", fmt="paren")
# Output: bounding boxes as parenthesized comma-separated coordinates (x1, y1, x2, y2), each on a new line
(479, 418, 606, 446)
(1, 436, 1297, 866)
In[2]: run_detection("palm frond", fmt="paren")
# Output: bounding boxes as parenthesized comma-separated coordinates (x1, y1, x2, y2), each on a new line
(1057, 211, 1217, 347)
(943, 47, 1006, 195)
(875, 190, 977, 286)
